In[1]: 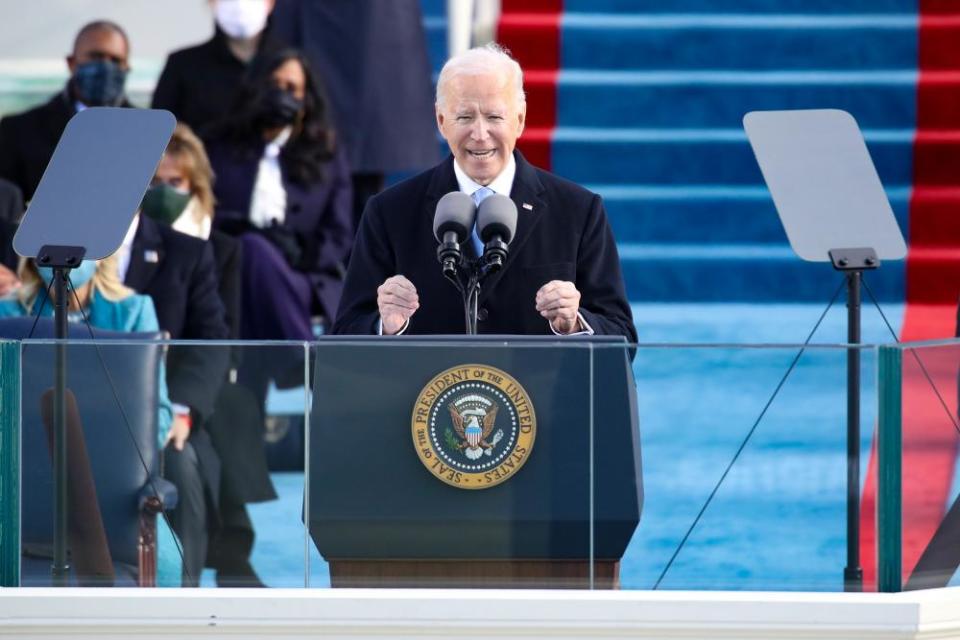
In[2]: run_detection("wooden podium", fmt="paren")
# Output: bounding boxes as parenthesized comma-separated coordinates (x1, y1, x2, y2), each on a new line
(308, 336, 642, 589)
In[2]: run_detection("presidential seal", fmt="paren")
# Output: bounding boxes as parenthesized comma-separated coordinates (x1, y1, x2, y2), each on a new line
(411, 364, 536, 490)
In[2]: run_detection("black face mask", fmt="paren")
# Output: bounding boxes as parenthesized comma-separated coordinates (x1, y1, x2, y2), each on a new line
(258, 87, 303, 128)
(72, 60, 127, 106)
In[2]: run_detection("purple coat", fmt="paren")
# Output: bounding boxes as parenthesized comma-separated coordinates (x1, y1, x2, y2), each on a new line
(205, 137, 353, 319)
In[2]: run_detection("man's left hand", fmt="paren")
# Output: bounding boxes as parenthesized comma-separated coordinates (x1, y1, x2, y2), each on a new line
(535, 280, 582, 334)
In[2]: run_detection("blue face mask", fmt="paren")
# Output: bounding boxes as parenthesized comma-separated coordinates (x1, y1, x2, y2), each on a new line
(37, 260, 98, 289)
(72, 60, 127, 106)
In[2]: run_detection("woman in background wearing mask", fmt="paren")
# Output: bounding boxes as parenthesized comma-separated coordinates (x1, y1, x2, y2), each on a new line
(204, 49, 353, 341)
(142, 123, 241, 340)
(0, 256, 184, 586)
(152, 0, 282, 135)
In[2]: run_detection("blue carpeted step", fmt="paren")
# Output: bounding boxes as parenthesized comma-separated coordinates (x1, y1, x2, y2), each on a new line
(564, 0, 917, 14)
(595, 186, 910, 245)
(618, 244, 906, 302)
(423, 15, 447, 74)
(550, 128, 914, 185)
(560, 14, 917, 71)
(420, 0, 444, 18)
(557, 71, 917, 129)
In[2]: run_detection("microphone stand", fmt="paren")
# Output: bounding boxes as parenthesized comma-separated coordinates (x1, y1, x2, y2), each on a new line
(441, 252, 499, 335)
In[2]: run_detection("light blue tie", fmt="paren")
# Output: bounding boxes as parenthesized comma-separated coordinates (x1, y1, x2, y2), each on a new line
(470, 187, 494, 256)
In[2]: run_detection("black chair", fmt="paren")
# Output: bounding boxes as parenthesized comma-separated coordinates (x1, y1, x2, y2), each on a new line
(0, 316, 176, 587)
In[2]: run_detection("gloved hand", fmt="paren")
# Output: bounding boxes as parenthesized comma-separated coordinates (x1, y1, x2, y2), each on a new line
(260, 222, 303, 269)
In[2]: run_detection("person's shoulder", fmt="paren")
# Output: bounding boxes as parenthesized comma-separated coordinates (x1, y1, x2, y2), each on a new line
(150, 218, 210, 261)
(366, 163, 440, 213)
(0, 298, 25, 318)
(163, 37, 218, 66)
(113, 291, 161, 332)
(154, 219, 206, 246)
(0, 93, 65, 128)
(0, 176, 21, 199)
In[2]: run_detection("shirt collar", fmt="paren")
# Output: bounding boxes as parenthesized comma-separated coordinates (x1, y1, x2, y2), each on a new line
(264, 126, 293, 159)
(452, 154, 517, 199)
(122, 214, 140, 249)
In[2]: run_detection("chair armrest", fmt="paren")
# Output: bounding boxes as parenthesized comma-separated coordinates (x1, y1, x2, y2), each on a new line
(138, 476, 178, 513)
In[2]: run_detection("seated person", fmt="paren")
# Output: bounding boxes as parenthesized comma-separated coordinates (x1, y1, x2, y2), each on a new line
(0, 255, 183, 586)
(143, 123, 241, 339)
(204, 48, 353, 340)
(143, 123, 276, 587)
(152, 0, 283, 134)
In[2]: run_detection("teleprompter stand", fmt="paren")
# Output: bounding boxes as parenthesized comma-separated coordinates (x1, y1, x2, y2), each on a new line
(13, 107, 175, 585)
(745, 109, 907, 592)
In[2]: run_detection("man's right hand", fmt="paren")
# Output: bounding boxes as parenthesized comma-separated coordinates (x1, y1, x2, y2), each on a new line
(377, 275, 419, 335)
(0, 264, 20, 297)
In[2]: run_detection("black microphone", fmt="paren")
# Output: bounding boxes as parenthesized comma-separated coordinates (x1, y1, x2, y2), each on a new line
(476, 194, 518, 272)
(433, 191, 477, 278)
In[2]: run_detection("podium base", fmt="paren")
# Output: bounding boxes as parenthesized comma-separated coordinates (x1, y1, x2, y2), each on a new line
(328, 559, 620, 589)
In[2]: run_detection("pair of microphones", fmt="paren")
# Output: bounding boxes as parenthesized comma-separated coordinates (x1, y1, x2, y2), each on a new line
(433, 191, 518, 278)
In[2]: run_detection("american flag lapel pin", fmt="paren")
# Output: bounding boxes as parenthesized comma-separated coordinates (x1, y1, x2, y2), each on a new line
(522, 202, 533, 211)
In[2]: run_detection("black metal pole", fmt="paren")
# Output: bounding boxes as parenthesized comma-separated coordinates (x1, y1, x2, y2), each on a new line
(51, 266, 69, 585)
(844, 270, 864, 592)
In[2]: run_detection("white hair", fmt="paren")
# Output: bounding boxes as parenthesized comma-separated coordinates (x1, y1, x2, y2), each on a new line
(436, 43, 526, 110)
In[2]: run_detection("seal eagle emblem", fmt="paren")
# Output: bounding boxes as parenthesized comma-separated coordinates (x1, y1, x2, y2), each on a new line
(411, 364, 536, 489)
(449, 399, 502, 460)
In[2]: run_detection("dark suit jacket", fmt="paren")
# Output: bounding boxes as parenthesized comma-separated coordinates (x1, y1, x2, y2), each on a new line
(209, 230, 242, 340)
(205, 137, 353, 320)
(151, 27, 286, 136)
(0, 89, 135, 203)
(332, 152, 636, 341)
(0, 91, 73, 202)
(0, 178, 23, 223)
(0, 219, 17, 270)
(135, 219, 272, 506)
(126, 216, 230, 421)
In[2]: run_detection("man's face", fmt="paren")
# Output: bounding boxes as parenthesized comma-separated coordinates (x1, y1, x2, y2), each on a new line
(436, 71, 526, 186)
(67, 28, 129, 75)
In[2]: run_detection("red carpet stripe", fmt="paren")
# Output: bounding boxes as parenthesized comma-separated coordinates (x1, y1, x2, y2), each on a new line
(860, 0, 960, 590)
(497, 1, 562, 171)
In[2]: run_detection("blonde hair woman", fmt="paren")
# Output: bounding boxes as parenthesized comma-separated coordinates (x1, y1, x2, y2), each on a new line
(142, 122, 241, 339)
(8, 254, 159, 333)
(0, 255, 184, 586)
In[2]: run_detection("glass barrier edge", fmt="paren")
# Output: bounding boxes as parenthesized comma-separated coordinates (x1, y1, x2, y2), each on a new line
(877, 345, 902, 593)
(0, 340, 20, 586)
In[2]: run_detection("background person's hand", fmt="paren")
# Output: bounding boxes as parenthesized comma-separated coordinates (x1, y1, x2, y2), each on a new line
(0, 264, 20, 297)
(535, 280, 582, 334)
(377, 275, 419, 335)
(165, 414, 191, 451)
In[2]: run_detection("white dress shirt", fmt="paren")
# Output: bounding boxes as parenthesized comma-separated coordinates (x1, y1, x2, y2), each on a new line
(172, 197, 212, 240)
(115, 215, 140, 283)
(249, 127, 292, 229)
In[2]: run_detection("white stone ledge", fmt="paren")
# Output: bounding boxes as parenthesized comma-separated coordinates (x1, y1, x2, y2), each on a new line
(0, 587, 959, 640)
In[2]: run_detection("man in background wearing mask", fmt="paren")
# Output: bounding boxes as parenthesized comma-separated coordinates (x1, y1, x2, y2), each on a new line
(0, 20, 131, 203)
(152, 0, 283, 136)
